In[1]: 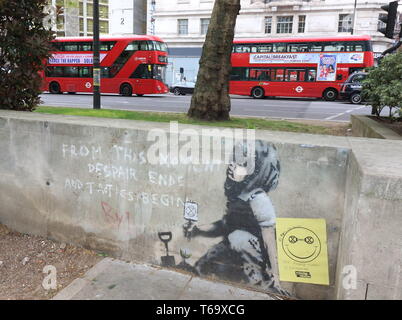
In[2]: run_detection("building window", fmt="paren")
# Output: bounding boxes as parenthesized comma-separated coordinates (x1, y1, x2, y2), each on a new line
(79, 17, 84, 33)
(99, 5, 108, 19)
(378, 13, 387, 32)
(200, 18, 210, 35)
(100, 20, 109, 34)
(178, 19, 188, 35)
(338, 14, 353, 33)
(79, 2, 84, 16)
(298, 15, 306, 33)
(264, 16, 272, 34)
(87, 2, 93, 18)
(87, 18, 93, 34)
(277, 16, 293, 34)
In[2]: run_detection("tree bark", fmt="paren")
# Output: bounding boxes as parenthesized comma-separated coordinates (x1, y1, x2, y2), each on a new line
(187, 0, 240, 121)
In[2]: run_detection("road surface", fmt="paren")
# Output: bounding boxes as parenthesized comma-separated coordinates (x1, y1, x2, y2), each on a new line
(40, 93, 373, 122)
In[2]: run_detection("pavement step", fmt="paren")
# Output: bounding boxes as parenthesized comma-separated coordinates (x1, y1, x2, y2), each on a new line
(53, 258, 277, 300)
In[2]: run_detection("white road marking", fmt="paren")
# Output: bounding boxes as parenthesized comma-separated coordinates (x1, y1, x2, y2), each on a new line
(325, 105, 366, 120)
(325, 112, 346, 120)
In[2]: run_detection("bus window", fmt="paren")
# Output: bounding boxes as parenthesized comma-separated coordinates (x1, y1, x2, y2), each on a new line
(79, 67, 92, 78)
(334, 43, 345, 52)
(126, 41, 139, 51)
(306, 69, 317, 82)
(153, 64, 167, 83)
(80, 42, 92, 51)
(100, 42, 109, 51)
(345, 44, 355, 51)
(249, 68, 270, 81)
(46, 66, 64, 77)
(64, 43, 79, 51)
(131, 64, 152, 79)
(64, 67, 79, 77)
(354, 42, 364, 51)
(285, 69, 306, 81)
(363, 40, 372, 52)
(250, 45, 258, 53)
(310, 43, 322, 52)
(153, 41, 162, 51)
(52, 42, 63, 51)
(259, 70, 271, 80)
(145, 41, 154, 50)
(286, 69, 298, 81)
(249, 68, 258, 80)
(230, 67, 248, 81)
(100, 41, 116, 51)
(160, 42, 168, 52)
(101, 67, 110, 78)
(273, 43, 286, 52)
(288, 43, 309, 52)
(323, 42, 337, 51)
(274, 68, 285, 81)
(138, 41, 148, 51)
(242, 46, 251, 53)
(258, 44, 272, 52)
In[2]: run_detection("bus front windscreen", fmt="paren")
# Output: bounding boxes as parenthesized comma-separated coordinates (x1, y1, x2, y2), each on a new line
(149, 41, 168, 52)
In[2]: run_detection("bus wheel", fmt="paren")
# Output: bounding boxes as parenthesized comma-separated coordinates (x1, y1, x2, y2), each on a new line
(49, 82, 61, 94)
(120, 83, 132, 96)
(323, 88, 338, 101)
(251, 87, 265, 99)
(350, 92, 362, 104)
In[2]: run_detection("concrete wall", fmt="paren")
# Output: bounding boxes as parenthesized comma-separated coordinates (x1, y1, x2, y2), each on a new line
(351, 115, 402, 140)
(1, 110, 402, 299)
(335, 142, 402, 299)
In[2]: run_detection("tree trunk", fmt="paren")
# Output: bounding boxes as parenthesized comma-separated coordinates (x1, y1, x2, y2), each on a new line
(187, 0, 240, 121)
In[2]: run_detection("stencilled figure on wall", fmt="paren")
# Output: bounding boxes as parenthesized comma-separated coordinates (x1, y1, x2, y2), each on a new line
(184, 140, 287, 295)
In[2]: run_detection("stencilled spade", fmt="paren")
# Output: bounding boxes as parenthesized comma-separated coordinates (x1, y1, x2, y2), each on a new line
(158, 232, 176, 267)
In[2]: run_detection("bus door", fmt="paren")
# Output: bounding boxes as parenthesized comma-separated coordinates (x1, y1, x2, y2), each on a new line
(284, 68, 311, 97)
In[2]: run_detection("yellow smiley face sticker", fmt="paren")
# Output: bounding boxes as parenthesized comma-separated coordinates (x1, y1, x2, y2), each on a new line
(282, 227, 321, 263)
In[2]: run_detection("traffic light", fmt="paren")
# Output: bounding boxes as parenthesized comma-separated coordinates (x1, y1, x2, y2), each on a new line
(378, 1, 399, 39)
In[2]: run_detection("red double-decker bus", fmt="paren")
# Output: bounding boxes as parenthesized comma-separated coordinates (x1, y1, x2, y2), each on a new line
(41, 35, 169, 96)
(229, 35, 374, 101)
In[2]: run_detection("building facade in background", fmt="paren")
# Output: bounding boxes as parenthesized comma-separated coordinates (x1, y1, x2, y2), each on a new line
(48, 0, 147, 36)
(149, 0, 398, 85)
(48, 0, 110, 37)
(110, 0, 147, 35)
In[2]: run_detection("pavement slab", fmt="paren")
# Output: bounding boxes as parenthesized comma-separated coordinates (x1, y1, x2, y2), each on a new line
(52, 258, 276, 300)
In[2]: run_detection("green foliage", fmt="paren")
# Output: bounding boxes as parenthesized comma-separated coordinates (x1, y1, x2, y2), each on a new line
(0, 0, 54, 111)
(362, 52, 402, 119)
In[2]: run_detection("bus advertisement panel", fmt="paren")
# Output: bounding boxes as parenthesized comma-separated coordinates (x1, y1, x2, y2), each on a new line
(317, 54, 337, 82)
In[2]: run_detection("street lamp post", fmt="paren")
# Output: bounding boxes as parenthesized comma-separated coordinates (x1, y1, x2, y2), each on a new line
(93, 0, 101, 109)
(352, 0, 357, 35)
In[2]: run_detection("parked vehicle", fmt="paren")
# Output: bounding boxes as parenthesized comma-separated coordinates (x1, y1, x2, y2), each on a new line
(170, 80, 195, 95)
(340, 72, 367, 104)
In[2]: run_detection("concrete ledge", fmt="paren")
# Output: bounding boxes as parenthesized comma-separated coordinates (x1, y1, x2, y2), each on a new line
(351, 114, 401, 140)
(1, 110, 402, 300)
